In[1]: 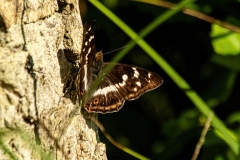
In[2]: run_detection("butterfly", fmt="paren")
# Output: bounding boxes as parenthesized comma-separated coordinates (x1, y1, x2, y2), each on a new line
(77, 22, 163, 113)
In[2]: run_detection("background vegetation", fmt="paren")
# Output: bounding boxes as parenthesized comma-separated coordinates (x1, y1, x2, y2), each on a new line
(81, 0, 240, 159)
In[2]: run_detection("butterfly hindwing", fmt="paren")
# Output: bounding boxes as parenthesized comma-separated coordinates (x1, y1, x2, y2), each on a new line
(84, 76, 125, 113)
(83, 63, 163, 113)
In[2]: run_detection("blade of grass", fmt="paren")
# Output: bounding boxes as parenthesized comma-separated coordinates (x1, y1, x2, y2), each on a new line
(138, 0, 240, 33)
(111, 0, 192, 62)
(90, 117, 150, 160)
(89, 0, 239, 155)
(92, 0, 192, 62)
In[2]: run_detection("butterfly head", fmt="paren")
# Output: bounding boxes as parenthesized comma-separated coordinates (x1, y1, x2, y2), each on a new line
(95, 50, 103, 61)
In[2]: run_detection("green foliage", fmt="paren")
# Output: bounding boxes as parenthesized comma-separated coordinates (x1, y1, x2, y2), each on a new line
(211, 24, 240, 55)
(85, 0, 240, 159)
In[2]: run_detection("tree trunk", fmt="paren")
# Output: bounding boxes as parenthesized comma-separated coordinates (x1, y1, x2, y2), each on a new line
(0, 0, 107, 159)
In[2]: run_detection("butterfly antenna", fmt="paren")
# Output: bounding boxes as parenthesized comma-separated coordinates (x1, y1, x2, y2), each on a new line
(104, 45, 129, 55)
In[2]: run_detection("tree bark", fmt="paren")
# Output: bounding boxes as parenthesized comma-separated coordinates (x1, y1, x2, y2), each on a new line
(0, 0, 107, 159)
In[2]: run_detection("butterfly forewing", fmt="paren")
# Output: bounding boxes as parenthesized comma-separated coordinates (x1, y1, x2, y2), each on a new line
(104, 63, 163, 100)
(78, 22, 163, 114)
(77, 22, 96, 100)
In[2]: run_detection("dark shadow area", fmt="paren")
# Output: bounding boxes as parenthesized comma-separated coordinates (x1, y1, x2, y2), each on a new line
(0, 15, 6, 32)
(57, 49, 78, 104)
(25, 54, 41, 145)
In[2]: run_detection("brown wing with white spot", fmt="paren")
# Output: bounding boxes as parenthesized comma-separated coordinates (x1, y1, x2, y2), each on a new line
(105, 63, 163, 100)
(84, 77, 126, 113)
(77, 22, 97, 100)
(83, 63, 163, 113)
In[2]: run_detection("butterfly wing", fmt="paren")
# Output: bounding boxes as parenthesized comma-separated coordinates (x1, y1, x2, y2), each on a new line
(77, 22, 97, 100)
(84, 63, 163, 113)
(84, 75, 125, 113)
(78, 22, 163, 114)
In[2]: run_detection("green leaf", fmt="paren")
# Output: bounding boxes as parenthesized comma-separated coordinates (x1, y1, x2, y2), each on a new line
(211, 24, 240, 55)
